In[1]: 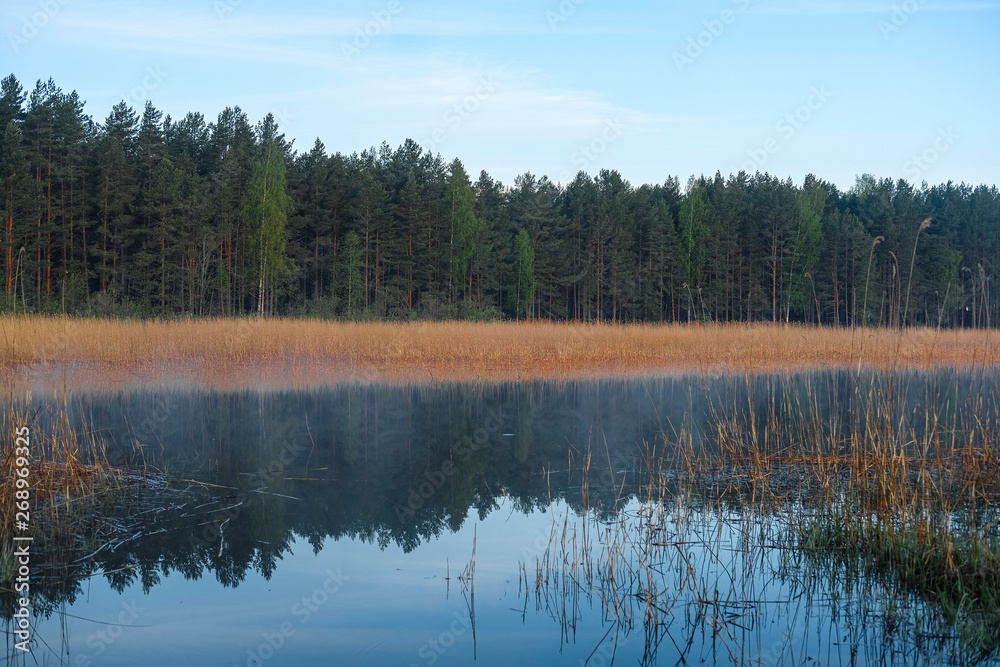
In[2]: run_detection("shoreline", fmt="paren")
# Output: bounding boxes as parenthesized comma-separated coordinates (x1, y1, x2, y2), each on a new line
(2, 316, 998, 391)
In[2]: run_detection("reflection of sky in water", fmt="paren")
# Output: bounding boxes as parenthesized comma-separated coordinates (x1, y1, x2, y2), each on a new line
(52, 500, 624, 666)
(43, 497, 944, 666)
(14, 372, 1000, 666)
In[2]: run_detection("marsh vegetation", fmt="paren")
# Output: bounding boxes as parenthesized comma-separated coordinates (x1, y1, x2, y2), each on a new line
(3, 316, 1000, 388)
(2, 367, 1000, 664)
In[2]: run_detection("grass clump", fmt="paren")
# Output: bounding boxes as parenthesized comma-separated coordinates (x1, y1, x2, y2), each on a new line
(801, 496, 1000, 654)
(725, 368, 1000, 656)
(0, 395, 141, 602)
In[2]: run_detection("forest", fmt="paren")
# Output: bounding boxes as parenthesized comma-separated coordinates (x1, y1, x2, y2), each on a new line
(2, 74, 998, 326)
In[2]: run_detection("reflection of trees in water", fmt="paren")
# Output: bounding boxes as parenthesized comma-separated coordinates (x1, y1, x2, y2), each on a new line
(6, 370, 996, 612)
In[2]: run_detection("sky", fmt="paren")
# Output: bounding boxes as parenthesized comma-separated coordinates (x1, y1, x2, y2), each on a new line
(2, 0, 998, 191)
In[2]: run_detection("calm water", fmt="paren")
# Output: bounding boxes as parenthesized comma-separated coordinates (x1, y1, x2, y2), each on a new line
(4, 372, 1000, 666)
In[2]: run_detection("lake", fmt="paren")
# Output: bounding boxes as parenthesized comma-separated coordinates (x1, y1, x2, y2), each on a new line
(4, 370, 1000, 666)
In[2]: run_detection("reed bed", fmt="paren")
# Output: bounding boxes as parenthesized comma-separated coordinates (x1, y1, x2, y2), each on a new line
(5, 314, 1000, 661)
(0, 397, 149, 597)
(1, 315, 999, 391)
(1, 398, 118, 527)
(524, 369, 1000, 663)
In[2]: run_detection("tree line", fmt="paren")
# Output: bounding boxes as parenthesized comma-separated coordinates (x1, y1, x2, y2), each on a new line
(2, 74, 998, 326)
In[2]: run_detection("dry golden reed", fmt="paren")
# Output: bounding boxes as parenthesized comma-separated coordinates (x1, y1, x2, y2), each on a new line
(1, 315, 998, 391)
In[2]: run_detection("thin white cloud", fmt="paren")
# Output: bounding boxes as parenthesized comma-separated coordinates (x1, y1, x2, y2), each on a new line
(749, 0, 1000, 14)
(43, 5, 708, 141)
(50, 4, 664, 42)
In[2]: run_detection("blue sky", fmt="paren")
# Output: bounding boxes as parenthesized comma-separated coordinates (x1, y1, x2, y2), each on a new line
(3, 0, 998, 190)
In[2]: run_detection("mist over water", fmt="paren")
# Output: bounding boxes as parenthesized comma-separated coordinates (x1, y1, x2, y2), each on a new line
(6, 370, 1000, 665)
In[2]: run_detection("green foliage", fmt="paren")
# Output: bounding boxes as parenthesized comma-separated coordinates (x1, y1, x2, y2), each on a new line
(446, 158, 485, 301)
(338, 231, 364, 317)
(678, 186, 707, 288)
(243, 143, 291, 314)
(789, 186, 825, 318)
(508, 229, 536, 319)
(0, 72, 998, 324)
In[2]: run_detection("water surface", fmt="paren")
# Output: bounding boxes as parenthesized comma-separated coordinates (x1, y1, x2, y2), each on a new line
(5, 371, 1000, 666)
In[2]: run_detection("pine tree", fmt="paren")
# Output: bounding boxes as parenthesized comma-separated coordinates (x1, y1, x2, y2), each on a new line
(472, 170, 510, 314)
(0, 75, 29, 305)
(634, 182, 678, 321)
(1, 120, 32, 307)
(353, 169, 390, 315)
(206, 107, 254, 314)
(132, 102, 166, 308)
(94, 133, 135, 298)
(507, 173, 562, 319)
(149, 156, 184, 315)
(393, 171, 426, 313)
(561, 172, 599, 320)
(287, 138, 332, 305)
(595, 170, 635, 322)
(677, 185, 708, 320)
(789, 181, 825, 321)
